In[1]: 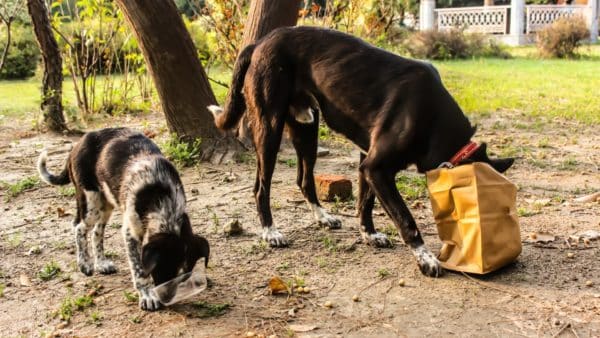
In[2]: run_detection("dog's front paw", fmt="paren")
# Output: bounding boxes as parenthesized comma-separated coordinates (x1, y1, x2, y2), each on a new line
(96, 259, 117, 274)
(139, 290, 162, 311)
(78, 260, 94, 276)
(361, 231, 393, 248)
(261, 227, 288, 247)
(310, 204, 342, 229)
(412, 246, 443, 277)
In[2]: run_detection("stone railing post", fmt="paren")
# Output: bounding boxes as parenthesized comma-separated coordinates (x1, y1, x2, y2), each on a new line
(508, 0, 525, 45)
(587, 0, 598, 42)
(420, 0, 436, 31)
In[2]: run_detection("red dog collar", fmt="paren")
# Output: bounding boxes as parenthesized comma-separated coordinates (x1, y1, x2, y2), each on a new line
(449, 141, 480, 166)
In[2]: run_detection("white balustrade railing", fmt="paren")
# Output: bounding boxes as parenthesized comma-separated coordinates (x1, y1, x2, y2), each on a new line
(435, 6, 510, 34)
(525, 5, 587, 34)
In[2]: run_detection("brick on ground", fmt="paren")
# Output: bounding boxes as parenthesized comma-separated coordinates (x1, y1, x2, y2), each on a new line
(315, 174, 353, 202)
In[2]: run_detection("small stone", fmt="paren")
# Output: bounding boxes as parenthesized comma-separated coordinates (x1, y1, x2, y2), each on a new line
(246, 331, 256, 337)
(352, 294, 360, 302)
(303, 287, 310, 293)
(567, 252, 575, 259)
(398, 279, 405, 287)
(223, 220, 243, 237)
(585, 280, 594, 287)
(316, 146, 330, 157)
(288, 308, 295, 317)
(323, 300, 333, 308)
(191, 188, 199, 195)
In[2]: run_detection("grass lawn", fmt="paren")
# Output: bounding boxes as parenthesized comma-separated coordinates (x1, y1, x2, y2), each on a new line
(1, 46, 599, 124)
(435, 56, 600, 124)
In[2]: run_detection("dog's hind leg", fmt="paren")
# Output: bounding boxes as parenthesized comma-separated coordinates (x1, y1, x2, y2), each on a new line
(360, 147, 442, 277)
(357, 153, 392, 247)
(73, 190, 101, 276)
(287, 120, 341, 229)
(91, 199, 116, 274)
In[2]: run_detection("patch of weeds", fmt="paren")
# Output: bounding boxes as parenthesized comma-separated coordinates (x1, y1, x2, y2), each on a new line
(104, 251, 119, 259)
(537, 137, 551, 148)
(558, 157, 578, 170)
(293, 276, 306, 287)
(130, 316, 142, 324)
(160, 133, 202, 168)
(377, 268, 391, 278)
(272, 200, 282, 210)
(276, 262, 290, 271)
(58, 297, 74, 322)
(109, 223, 120, 229)
(318, 124, 332, 141)
(381, 225, 399, 238)
(320, 234, 338, 252)
(73, 295, 94, 310)
(123, 290, 139, 303)
(6, 232, 23, 248)
(192, 301, 230, 318)
(279, 158, 297, 168)
(245, 240, 269, 255)
(53, 241, 68, 250)
(517, 207, 538, 217)
(57, 186, 76, 197)
(528, 158, 549, 169)
(39, 261, 61, 281)
(331, 195, 342, 213)
(1, 176, 40, 201)
(316, 257, 328, 268)
(234, 151, 254, 164)
(395, 175, 427, 200)
(89, 311, 102, 326)
(491, 121, 506, 130)
(0, 283, 5, 297)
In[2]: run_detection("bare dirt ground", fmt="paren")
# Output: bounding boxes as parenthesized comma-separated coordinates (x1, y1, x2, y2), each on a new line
(0, 111, 599, 337)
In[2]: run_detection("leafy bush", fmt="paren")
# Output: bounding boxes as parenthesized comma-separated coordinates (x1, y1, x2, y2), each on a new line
(0, 24, 40, 80)
(536, 16, 589, 58)
(161, 133, 202, 168)
(403, 29, 510, 60)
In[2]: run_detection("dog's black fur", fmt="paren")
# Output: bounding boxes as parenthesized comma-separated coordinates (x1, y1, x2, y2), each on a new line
(38, 128, 209, 310)
(209, 26, 513, 277)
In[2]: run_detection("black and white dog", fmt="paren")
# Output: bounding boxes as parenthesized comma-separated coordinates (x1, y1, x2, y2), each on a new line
(209, 26, 514, 277)
(37, 128, 209, 310)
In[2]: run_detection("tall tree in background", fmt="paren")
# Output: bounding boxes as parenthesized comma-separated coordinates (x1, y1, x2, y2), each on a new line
(115, 0, 232, 160)
(0, 0, 26, 74)
(237, 0, 302, 146)
(27, 0, 68, 132)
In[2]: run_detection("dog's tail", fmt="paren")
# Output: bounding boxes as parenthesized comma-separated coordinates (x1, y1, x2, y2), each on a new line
(37, 150, 70, 186)
(207, 43, 256, 131)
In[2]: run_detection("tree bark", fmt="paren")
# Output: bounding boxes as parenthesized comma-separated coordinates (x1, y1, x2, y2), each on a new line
(114, 0, 221, 147)
(27, 0, 68, 133)
(241, 0, 302, 47)
(237, 0, 302, 146)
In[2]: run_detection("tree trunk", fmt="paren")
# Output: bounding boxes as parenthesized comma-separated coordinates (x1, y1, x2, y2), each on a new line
(0, 21, 11, 74)
(237, 0, 302, 147)
(27, 0, 68, 133)
(242, 0, 302, 47)
(114, 0, 226, 155)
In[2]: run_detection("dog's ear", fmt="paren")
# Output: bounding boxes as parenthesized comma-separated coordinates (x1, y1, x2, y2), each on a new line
(184, 235, 210, 272)
(463, 143, 514, 173)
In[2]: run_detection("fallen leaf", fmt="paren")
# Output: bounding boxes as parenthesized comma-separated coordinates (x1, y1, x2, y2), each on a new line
(288, 324, 318, 332)
(526, 232, 555, 243)
(268, 276, 289, 295)
(57, 207, 70, 218)
(20, 274, 31, 287)
(143, 130, 157, 138)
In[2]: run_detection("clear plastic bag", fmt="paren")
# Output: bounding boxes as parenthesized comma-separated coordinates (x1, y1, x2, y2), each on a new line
(150, 259, 207, 306)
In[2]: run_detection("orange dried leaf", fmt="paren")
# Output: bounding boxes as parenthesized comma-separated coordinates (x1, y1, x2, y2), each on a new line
(268, 276, 289, 295)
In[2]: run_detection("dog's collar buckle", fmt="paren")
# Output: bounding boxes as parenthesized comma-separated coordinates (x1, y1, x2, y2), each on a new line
(449, 141, 480, 166)
(438, 162, 454, 169)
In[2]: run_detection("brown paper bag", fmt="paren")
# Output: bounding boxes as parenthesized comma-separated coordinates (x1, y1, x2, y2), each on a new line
(426, 162, 521, 274)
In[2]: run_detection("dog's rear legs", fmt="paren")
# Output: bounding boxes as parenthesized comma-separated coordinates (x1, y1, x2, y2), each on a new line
(360, 151, 442, 277)
(254, 118, 288, 247)
(357, 153, 392, 247)
(287, 121, 341, 229)
(91, 202, 116, 274)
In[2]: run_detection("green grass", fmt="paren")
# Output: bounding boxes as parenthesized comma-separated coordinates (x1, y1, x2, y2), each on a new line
(1, 176, 40, 201)
(39, 261, 61, 281)
(192, 301, 230, 318)
(395, 174, 427, 200)
(434, 48, 600, 124)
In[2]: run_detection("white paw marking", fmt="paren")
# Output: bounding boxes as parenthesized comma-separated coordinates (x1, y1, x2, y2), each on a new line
(261, 227, 288, 247)
(309, 203, 342, 229)
(96, 259, 117, 274)
(412, 245, 443, 277)
(361, 231, 392, 247)
(139, 289, 162, 311)
(207, 105, 223, 118)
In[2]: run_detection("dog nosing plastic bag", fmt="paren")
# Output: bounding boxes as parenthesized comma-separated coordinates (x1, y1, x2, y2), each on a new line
(150, 258, 208, 306)
(426, 162, 521, 274)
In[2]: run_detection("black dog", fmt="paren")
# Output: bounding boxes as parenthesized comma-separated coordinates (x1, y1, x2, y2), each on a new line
(209, 26, 513, 277)
(37, 128, 209, 310)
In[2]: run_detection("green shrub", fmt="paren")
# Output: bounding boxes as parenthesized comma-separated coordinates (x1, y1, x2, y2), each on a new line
(0, 24, 40, 80)
(404, 29, 510, 60)
(160, 133, 202, 168)
(536, 16, 589, 58)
